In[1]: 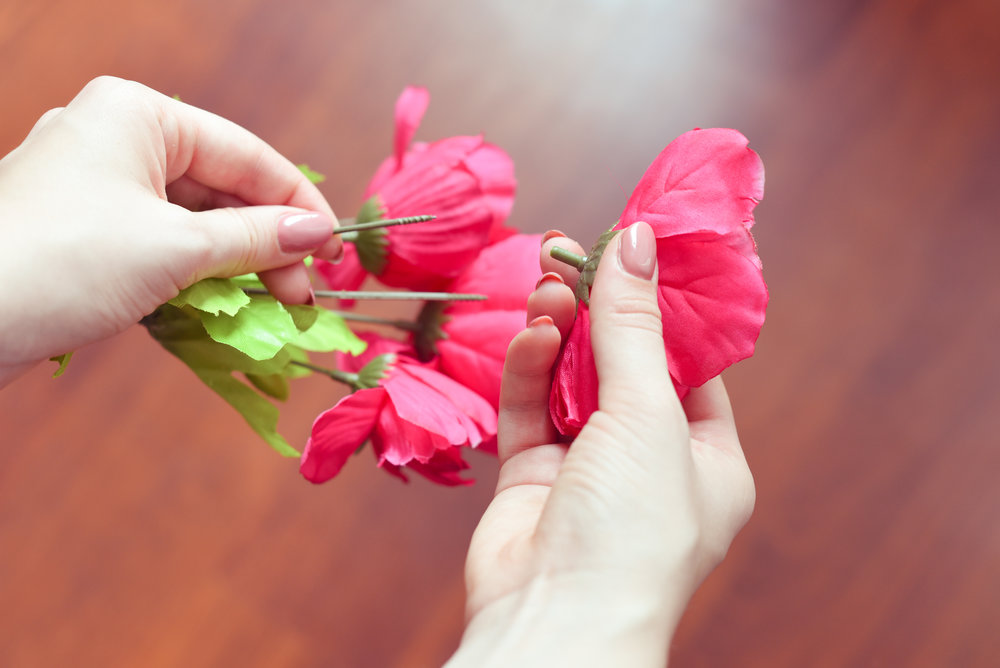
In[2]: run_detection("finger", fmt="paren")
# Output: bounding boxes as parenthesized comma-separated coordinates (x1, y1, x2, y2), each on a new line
(588, 222, 681, 421)
(258, 262, 314, 305)
(540, 235, 586, 289)
(496, 316, 568, 493)
(153, 90, 334, 216)
(683, 376, 740, 452)
(25, 107, 65, 139)
(497, 316, 562, 466)
(185, 206, 334, 285)
(166, 174, 247, 211)
(526, 273, 577, 338)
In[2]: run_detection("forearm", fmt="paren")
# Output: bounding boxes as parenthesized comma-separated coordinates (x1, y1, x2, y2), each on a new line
(446, 573, 684, 668)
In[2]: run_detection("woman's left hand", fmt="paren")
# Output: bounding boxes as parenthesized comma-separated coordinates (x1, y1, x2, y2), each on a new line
(0, 76, 342, 385)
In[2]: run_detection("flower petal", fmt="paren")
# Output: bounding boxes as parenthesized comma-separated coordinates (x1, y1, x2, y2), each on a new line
(405, 446, 474, 486)
(374, 397, 447, 465)
(549, 305, 599, 438)
(446, 234, 543, 314)
(619, 128, 764, 237)
(381, 363, 491, 450)
(300, 388, 385, 483)
(462, 142, 517, 230)
(656, 231, 768, 388)
(402, 364, 497, 440)
(393, 86, 430, 167)
(438, 309, 526, 409)
(313, 246, 368, 296)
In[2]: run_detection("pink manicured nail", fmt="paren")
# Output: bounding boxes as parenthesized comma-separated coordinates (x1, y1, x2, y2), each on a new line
(535, 272, 565, 290)
(542, 229, 567, 243)
(305, 288, 316, 306)
(528, 315, 554, 329)
(619, 222, 656, 280)
(278, 212, 333, 253)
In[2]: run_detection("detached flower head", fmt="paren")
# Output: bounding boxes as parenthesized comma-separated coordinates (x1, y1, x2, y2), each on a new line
(300, 336, 496, 486)
(551, 128, 768, 437)
(315, 86, 516, 293)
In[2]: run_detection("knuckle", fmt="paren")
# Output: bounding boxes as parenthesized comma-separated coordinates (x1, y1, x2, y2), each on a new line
(599, 293, 663, 336)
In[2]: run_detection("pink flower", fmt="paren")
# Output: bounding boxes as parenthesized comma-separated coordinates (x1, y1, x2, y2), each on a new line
(315, 86, 516, 292)
(415, 234, 543, 415)
(300, 337, 497, 486)
(551, 128, 768, 438)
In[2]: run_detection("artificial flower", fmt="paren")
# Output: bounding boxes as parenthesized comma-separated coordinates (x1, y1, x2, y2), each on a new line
(314, 86, 516, 293)
(300, 336, 496, 485)
(550, 128, 768, 438)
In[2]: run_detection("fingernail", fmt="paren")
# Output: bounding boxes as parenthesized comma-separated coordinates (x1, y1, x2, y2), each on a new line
(542, 229, 567, 243)
(305, 288, 316, 306)
(278, 212, 333, 253)
(535, 272, 565, 290)
(528, 315, 554, 329)
(618, 222, 656, 279)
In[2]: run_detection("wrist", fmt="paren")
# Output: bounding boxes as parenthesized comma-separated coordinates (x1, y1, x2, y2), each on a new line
(447, 572, 686, 668)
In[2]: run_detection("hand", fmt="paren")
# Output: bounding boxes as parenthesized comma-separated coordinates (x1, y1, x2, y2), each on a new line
(448, 223, 755, 667)
(0, 76, 342, 384)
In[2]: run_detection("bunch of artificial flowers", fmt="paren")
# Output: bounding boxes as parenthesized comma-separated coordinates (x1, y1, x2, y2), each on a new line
(136, 87, 769, 487)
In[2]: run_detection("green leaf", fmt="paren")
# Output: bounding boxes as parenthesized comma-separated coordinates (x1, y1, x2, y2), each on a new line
(298, 164, 326, 184)
(288, 304, 319, 332)
(245, 372, 290, 401)
(144, 305, 299, 457)
(49, 352, 73, 377)
(201, 295, 300, 361)
(194, 368, 299, 457)
(286, 306, 367, 354)
(169, 278, 250, 316)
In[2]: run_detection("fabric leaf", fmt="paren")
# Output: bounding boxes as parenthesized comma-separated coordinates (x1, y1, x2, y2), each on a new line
(286, 306, 367, 354)
(201, 295, 300, 361)
(49, 352, 73, 378)
(169, 278, 250, 316)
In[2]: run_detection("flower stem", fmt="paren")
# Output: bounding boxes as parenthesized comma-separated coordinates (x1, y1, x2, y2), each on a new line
(241, 287, 486, 302)
(328, 310, 421, 332)
(549, 246, 588, 271)
(290, 360, 361, 390)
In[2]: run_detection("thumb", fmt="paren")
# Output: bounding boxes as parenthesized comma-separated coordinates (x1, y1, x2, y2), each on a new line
(588, 222, 680, 422)
(188, 206, 337, 279)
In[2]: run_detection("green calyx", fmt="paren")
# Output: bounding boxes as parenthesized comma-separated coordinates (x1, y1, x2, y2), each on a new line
(413, 301, 450, 362)
(351, 195, 390, 275)
(357, 353, 396, 390)
(549, 224, 619, 306)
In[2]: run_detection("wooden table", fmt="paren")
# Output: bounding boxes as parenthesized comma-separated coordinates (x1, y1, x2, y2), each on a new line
(2, 1, 999, 665)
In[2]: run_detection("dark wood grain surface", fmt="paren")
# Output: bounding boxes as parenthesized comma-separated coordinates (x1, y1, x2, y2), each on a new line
(2, 1, 999, 666)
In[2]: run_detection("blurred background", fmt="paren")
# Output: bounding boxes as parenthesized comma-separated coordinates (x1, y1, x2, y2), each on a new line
(2, 0, 999, 665)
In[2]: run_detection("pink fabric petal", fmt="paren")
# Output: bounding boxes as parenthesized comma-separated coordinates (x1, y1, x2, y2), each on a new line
(374, 397, 448, 465)
(550, 305, 599, 438)
(366, 142, 430, 197)
(462, 142, 517, 228)
(619, 128, 764, 237)
(403, 362, 498, 441)
(447, 234, 543, 315)
(314, 246, 368, 295)
(404, 446, 474, 486)
(438, 309, 526, 409)
(393, 86, 430, 167)
(656, 231, 768, 388)
(382, 364, 486, 449)
(300, 388, 385, 483)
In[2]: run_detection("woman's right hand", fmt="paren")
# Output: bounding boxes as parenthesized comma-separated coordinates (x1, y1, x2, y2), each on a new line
(449, 222, 756, 667)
